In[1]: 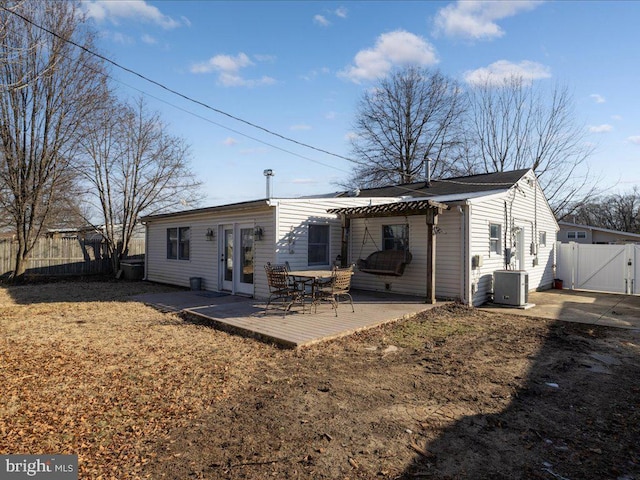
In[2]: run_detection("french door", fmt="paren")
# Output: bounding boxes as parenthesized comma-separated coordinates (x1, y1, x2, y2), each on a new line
(219, 223, 254, 295)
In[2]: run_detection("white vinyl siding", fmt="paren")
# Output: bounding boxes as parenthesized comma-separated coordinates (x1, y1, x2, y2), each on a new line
(350, 210, 461, 300)
(145, 207, 274, 297)
(273, 197, 396, 273)
(468, 172, 558, 306)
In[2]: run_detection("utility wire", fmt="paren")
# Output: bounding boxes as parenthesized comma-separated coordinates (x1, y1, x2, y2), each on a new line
(0, 4, 521, 198)
(0, 4, 356, 164)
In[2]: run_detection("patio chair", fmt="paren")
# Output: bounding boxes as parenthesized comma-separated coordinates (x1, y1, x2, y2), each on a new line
(264, 263, 306, 316)
(313, 265, 354, 316)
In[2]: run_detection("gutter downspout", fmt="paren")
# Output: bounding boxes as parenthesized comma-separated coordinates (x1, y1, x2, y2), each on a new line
(143, 221, 148, 281)
(464, 203, 473, 306)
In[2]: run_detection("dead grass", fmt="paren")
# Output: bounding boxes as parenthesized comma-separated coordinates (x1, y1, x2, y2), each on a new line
(0, 280, 266, 479)
(1, 281, 638, 479)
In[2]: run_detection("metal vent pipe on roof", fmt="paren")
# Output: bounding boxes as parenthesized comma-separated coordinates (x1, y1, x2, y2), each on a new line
(424, 157, 432, 188)
(263, 169, 274, 198)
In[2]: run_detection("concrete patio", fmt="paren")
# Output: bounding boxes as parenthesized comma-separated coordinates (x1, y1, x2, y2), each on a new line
(481, 289, 640, 330)
(130, 289, 442, 348)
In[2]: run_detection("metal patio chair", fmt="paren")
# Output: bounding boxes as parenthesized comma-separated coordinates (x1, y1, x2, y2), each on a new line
(313, 265, 355, 316)
(264, 263, 306, 316)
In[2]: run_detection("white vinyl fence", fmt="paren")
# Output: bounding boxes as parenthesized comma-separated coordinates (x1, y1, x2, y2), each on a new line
(556, 242, 639, 295)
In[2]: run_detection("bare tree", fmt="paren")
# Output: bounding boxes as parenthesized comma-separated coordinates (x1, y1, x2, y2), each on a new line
(568, 187, 640, 233)
(0, 0, 105, 278)
(345, 66, 468, 188)
(466, 76, 597, 215)
(78, 96, 202, 273)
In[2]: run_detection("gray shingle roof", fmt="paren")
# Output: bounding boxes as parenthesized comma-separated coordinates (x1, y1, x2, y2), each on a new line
(347, 169, 531, 199)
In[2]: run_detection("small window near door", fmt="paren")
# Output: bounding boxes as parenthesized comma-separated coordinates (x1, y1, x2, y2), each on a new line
(383, 224, 409, 251)
(489, 223, 502, 255)
(308, 224, 330, 266)
(539, 231, 547, 247)
(167, 227, 190, 260)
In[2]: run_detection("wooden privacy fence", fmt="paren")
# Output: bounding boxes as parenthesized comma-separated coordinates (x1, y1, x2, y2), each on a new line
(0, 238, 145, 276)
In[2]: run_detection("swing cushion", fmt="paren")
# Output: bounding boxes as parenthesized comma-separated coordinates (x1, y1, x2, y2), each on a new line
(357, 250, 412, 276)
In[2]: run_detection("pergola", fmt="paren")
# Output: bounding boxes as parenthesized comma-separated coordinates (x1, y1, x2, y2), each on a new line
(328, 199, 448, 304)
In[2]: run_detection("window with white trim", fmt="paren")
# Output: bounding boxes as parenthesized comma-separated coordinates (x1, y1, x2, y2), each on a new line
(567, 231, 586, 240)
(489, 223, 502, 255)
(167, 227, 190, 260)
(539, 231, 547, 247)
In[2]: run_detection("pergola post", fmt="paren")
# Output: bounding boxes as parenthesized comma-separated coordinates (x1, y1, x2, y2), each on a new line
(425, 208, 438, 304)
(340, 215, 350, 267)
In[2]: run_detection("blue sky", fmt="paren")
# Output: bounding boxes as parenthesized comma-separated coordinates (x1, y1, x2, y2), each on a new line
(82, 0, 640, 206)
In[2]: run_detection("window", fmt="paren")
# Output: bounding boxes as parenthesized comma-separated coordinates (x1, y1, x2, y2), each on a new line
(308, 224, 329, 266)
(167, 227, 190, 260)
(539, 231, 547, 247)
(383, 224, 409, 251)
(567, 231, 586, 240)
(489, 223, 502, 255)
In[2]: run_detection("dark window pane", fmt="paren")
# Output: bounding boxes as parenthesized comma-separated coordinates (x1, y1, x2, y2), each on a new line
(308, 224, 329, 266)
(167, 228, 178, 259)
(179, 227, 190, 260)
(383, 224, 408, 251)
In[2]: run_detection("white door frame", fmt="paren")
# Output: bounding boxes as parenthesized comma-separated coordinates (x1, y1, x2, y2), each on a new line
(218, 223, 254, 295)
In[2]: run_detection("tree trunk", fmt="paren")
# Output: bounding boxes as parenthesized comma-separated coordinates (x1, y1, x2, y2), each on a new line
(12, 243, 28, 280)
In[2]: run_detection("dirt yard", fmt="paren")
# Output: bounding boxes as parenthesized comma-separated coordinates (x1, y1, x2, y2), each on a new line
(0, 279, 638, 479)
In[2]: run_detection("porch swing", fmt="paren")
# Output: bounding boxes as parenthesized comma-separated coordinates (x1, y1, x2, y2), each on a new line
(356, 221, 412, 277)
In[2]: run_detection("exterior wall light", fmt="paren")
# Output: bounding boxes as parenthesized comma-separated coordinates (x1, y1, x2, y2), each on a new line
(254, 226, 264, 240)
(205, 228, 215, 241)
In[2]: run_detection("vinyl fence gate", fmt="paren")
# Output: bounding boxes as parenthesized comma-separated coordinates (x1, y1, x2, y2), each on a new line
(556, 242, 639, 295)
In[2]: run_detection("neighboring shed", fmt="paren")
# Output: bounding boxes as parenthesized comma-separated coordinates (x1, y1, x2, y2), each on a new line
(557, 221, 640, 244)
(142, 168, 558, 307)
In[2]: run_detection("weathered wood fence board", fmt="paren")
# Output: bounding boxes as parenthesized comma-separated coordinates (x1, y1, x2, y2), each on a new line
(0, 238, 145, 276)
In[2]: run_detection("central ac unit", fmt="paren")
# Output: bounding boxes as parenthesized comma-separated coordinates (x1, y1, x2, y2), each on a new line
(493, 270, 529, 306)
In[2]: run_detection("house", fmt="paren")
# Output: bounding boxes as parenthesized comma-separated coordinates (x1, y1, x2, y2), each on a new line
(557, 221, 640, 244)
(141, 168, 558, 306)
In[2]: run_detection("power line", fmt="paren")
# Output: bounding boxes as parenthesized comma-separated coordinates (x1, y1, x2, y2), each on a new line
(0, 4, 357, 165)
(0, 3, 518, 199)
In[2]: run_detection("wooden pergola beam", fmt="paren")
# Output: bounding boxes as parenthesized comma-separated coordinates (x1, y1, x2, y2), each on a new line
(330, 200, 447, 303)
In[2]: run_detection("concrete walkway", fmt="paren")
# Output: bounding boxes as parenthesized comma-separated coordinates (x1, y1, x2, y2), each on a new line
(130, 290, 442, 348)
(481, 289, 640, 330)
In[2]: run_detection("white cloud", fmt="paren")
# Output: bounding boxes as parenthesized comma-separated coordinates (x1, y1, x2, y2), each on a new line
(463, 60, 551, 86)
(325, 111, 337, 120)
(218, 73, 276, 88)
(223, 137, 238, 146)
(611, 114, 623, 121)
(141, 34, 157, 45)
(433, 0, 543, 40)
(290, 124, 312, 131)
(300, 67, 331, 81)
(340, 30, 438, 83)
(106, 31, 134, 44)
(84, 0, 187, 29)
(191, 52, 276, 87)
(314, 14, 330, 27)
(335, 7, 348, 18)
(589, 124, 613, 133)
(627, 135, 640, 145)
(314, 7, 347, 26)
(590, 93, 606, 104)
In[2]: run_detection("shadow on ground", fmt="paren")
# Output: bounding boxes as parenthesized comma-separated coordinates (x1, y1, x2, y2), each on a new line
(0, 277, 182, 305)
(399, 318, 640, 479)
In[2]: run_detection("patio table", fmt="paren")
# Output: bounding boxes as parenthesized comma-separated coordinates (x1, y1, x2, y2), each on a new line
(287, 270, 334, 308)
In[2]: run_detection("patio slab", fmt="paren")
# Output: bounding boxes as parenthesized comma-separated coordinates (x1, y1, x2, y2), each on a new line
(480, 289, 640, 330)
(130, 289, 442, 348)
